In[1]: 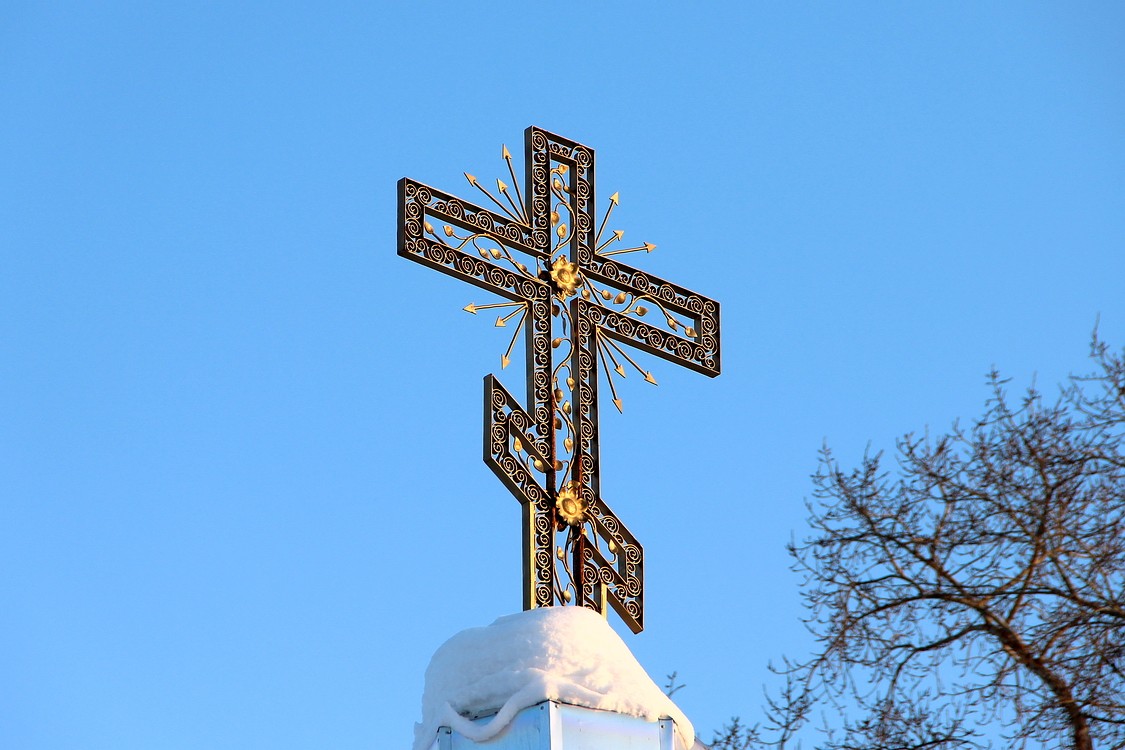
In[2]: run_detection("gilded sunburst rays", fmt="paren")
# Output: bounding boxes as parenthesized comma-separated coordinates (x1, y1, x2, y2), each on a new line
(456, 144, 699, 405)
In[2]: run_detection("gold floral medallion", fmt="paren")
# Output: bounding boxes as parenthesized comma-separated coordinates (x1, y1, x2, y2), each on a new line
(555, 481, 587, 527)
(549, 255, 581, 297)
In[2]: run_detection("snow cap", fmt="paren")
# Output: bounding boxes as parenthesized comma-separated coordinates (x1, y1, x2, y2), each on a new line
(413, 606, 695, 750)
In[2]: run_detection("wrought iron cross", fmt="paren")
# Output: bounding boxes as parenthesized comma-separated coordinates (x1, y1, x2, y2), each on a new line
(398, 127, 720, 633)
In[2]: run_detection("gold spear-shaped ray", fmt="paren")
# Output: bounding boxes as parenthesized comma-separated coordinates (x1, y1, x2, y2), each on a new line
(595, 336, 624, 413)
(594, 192, 619, 246)
(600, 334, 628, 378)
(465, 172, 523, 223)
(602, 332, 659, 385)
(595, 229, 624, 253)
(501, 145, 528, 223)
(463, 301, 526, 315)
(500, 307, 527, 369)
(496, 178, 526, 226)
(495, 306, 524, 327)
(601, 242, 656, 258)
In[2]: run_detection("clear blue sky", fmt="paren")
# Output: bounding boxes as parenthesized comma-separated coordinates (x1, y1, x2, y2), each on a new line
(3, 3, 1123, 748)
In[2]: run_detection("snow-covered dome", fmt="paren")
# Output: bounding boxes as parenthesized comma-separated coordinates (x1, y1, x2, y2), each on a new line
(413, 606, 695, 750)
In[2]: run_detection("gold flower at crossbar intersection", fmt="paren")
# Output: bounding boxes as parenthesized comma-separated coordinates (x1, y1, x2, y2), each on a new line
(550, 255, 581, 297)
(555, 481, 587, 526)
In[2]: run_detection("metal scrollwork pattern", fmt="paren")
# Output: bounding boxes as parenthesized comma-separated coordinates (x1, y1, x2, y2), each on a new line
(397, 126, 722, 634)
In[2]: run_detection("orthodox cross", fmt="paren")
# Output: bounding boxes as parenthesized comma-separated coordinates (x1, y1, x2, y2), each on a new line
(397, 127, 720, 633)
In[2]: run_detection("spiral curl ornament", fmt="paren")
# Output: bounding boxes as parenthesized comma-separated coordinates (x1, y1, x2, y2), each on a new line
(499, 454, 520, 476)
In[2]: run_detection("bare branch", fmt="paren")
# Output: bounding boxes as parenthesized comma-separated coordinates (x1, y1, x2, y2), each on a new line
(740, 335, 1125, 750)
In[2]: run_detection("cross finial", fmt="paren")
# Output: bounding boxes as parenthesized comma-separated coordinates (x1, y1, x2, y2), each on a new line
(398, 126, 721, 633)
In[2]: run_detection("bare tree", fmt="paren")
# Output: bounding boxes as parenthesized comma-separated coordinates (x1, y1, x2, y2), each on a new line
(709, 716, 762, 750)
(760, 337, 1125, 750)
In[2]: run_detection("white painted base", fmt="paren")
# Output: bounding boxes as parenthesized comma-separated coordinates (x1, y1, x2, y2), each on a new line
(427, 700, 679, 750)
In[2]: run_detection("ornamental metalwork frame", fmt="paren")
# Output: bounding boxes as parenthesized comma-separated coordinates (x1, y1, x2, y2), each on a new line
(397, 126, 721, 633)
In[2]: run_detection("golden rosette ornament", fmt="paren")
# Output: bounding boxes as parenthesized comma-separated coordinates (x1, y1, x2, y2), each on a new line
(549, 255, 580, 297)
(554, 481, 587, 527)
